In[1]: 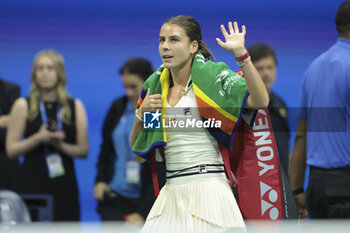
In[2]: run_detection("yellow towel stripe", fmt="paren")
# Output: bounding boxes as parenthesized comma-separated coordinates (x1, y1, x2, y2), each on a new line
(159, 68, 169, 142)
(192, 83, 237, 122)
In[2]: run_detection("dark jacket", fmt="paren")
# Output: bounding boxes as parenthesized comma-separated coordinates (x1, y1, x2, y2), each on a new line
(0, 78, 21, 191)
(95, 96, 165, 218)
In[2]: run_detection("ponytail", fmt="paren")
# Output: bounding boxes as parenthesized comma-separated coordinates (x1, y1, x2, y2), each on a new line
(198, 41, 215, 62)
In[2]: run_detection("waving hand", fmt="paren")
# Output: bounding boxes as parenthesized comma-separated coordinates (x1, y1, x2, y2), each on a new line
(216, 21, 246, 56)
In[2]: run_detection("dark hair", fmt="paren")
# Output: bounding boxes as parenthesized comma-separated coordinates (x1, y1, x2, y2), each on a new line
(248, 43, 277, 65)
(119, 58, 153, 81)
(335, 1, 350, 35)
(163, 15, 215, 61)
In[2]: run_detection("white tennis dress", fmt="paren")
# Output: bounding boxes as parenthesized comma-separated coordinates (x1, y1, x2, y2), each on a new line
(141, 81, 246, 233)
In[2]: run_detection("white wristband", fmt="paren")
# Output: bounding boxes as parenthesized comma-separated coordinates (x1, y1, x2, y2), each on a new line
(135, 109, 143, 122)
(237, 56, 251, 67)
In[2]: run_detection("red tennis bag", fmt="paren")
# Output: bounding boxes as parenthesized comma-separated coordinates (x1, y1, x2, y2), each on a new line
(231, 108, 289, 220)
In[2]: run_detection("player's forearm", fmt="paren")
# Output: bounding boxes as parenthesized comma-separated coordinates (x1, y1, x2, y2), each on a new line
(129, 117, 143, 148)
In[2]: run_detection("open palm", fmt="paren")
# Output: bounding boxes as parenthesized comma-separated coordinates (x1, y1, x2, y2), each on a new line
(216, 21, 246, 56)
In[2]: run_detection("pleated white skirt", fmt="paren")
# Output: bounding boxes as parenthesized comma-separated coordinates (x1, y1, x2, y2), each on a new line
(141, 175, 246, 233)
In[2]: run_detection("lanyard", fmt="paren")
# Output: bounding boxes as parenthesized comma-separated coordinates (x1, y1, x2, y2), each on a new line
(124, 114, 133, 148)
(39, 100, 62, 131)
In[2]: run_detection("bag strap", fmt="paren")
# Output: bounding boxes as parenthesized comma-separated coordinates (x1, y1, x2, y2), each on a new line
(150, 150, 160, 196)
(219, 144, 234, 186)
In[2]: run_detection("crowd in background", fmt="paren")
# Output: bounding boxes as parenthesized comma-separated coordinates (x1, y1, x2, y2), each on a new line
(0, 0, 349, 223)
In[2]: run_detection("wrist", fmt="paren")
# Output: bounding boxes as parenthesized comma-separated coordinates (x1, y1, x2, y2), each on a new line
(52, 140, 63, 150)
(292, 187, 304, 196)
(33, 133, 43, 144)
(135, 108, 143, 122)
(235, 50, 251, 67)
(232, 48, 247, 57)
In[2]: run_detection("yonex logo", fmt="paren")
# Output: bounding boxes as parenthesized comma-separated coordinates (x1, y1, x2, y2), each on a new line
(253, 109, 280, 220)
(260, 181, 279, 220)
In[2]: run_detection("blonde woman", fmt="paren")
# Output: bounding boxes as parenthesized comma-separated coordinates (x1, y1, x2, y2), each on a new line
(6, 50, 89, 221)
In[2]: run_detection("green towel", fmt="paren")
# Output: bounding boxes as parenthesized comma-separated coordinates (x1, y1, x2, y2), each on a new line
(132, 52, 249, 157)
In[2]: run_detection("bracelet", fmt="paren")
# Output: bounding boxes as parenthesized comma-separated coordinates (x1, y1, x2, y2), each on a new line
(292, 187, 304, 195)
(135, 108, 143, 122)
(235, 51, 251, 67)
(237, 56, 251, 67)
(235, 51, 250, 61)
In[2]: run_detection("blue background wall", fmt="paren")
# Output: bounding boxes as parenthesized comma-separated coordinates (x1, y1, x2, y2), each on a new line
(0, 0, 344, 221)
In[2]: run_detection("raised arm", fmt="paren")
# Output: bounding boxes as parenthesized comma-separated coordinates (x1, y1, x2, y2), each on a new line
(216, 21, 269, 109)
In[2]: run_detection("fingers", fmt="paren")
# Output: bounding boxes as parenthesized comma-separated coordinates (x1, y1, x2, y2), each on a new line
(126, 213, 144, 223)
(141, 88, 163, 112)
(149, 99, 163, 106)
(223, 21, 245, 35)
(149, 94, 162, 101)
(148, 94, 162, 109)
(149, 94, 162, 99)
(134, 154, 146, 163)
(53, 131, 66, 139)
(233, 21, 239, 33)
(94, 183, 110, 201)
(146, 92, 162, 108)
(48, 131, 66, 145)
(94, 186, 104, 201)
(145, 89, 161, 100)
(216, 38, 224, 47)
(149, 104, 163, 111)
(242, 25, 246, 35)
(145, 88, 150, 98)
(220, 24, 229, 38)
(298, 209, 308, 219)
(49, 131, 65, 138)
(228, 21, 234, 34)
(40, 124, 48, 131)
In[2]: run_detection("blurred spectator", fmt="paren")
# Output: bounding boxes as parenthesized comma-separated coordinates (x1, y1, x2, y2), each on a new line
(248, 43, 290, 174)
(290, 0, 350, 219)
(0, 78, 20, 192)
(6, 50, 89, 221)
(94, 58, 165, 223)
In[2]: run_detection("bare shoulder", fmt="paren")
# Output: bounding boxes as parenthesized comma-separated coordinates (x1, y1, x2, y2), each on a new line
(74, 99, 87, 120)
(74, 98, 86, 110)
(12, 98, 28, 113)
